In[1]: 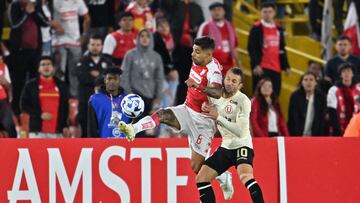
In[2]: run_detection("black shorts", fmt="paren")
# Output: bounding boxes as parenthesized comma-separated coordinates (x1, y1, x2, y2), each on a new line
(204, 146, 254, 175)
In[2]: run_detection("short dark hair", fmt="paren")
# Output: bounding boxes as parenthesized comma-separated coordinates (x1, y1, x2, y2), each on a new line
(39, 55, 54, 66)
(103, 67, 122, 76)
(89, 34, 103, 42)
(209, 2, 225, 10)
(94, 76, 104, 87)
(228, 67, 244, 81)
(119, 12, 134, 21)
(338, 62, 355, 74)
(193, 36, 215, 51)
(260, 2, 276, 10)
(337, 35, 352, 43)
(156, 17, 169, 28)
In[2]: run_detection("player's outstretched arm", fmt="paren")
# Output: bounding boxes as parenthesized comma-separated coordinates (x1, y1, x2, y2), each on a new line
(203, 84, 222, 99)
(185, 78, 222, 99)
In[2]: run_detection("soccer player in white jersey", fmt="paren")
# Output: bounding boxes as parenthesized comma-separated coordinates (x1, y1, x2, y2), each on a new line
(118, 36, 234, 199)
(197, 67, 264, 203)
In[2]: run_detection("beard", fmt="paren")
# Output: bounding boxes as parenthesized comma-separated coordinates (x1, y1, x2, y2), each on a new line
(90, 51, 101, 57)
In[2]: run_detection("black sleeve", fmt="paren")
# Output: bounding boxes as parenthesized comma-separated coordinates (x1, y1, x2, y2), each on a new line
(287, 93, 297, 136)
(75, 60, 97, 87)
(61, 84, 70, 129)
(0, 0, 5, 41)
(87, 103, 99, 138)
(32, 3, 50, 27)
(20, 84, 33, 114)
(247, 26, 261, 69)
(8, 2, 28, 29)
(153, 33, 173, 75)
(317, 93, 328, 135)
(325, 60, 334, 81)
(328, 107, 342, 136)
(107, 0, 115, 27)
(279, 28, 290, 70)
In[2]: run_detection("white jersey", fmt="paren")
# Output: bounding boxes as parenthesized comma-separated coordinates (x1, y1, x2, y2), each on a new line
(210, 91, 253, 149)
(52, 0, 88, 46)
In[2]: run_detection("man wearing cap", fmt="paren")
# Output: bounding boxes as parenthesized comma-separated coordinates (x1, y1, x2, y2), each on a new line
(197, 2, 241, 75)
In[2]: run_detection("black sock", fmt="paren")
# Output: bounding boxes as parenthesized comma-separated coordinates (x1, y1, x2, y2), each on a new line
(245, 179, 264, 203)
(197, 182, 215, 203)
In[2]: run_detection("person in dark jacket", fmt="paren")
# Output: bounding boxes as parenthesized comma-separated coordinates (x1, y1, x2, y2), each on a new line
(288, 72, 327, 136)
(75, 34, 113, 137)
(19, 56, 69, 138)
(153, 17, 178, 108)
(7, 0, 62, 115)
(87, 0, 115, 38)
(161, 0, 204, 104)
(247, 2, 290, 96)
(87, 68, 131, 138)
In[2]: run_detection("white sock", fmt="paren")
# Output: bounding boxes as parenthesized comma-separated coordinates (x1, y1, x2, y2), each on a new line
(133, 116, 157, 134)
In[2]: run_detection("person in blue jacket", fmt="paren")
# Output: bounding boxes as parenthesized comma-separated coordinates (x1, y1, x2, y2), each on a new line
(87, 68, 131, 138)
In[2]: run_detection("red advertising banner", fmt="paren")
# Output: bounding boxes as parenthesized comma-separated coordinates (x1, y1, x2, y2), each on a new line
(285, 137, 360, 203)
(0, 138, 279, 203)
(3, 137, 359, 203)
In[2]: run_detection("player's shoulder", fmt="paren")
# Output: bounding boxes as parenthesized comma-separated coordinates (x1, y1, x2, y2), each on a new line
(234, 91, 251, 105)
(206, 58, 222, 73)
(89, 92, 106, 103)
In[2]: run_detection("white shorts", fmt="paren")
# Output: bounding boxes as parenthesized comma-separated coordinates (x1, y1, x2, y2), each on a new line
(167, 104, 216, 157)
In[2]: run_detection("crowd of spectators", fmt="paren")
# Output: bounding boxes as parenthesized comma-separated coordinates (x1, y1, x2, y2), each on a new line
(0, 0, 359, 138)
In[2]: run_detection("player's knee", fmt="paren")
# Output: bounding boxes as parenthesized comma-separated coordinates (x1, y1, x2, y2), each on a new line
(156, 109, 173, 121)
(239, 172, 253, 184)
(195, 172, 206, 183)
(191, 161, 202, 174)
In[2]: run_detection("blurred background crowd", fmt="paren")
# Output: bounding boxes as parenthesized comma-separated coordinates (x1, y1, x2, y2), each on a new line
(0, 0, 360, 138)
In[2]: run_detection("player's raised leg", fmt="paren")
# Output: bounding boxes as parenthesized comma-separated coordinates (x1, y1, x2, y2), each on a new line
(118, 109, 180, 141)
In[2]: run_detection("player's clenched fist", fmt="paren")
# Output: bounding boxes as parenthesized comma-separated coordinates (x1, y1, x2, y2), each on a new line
(185, 78, 198, 88)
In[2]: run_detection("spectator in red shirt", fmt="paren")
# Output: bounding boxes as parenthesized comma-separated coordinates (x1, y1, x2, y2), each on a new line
(250, 78, 289, 137)
(197, 2, 241, 75)
(0, 51, 16, 138)
(103, 12, 137, 67)
(19, 56, 69, 138)
(125, 0, 154, 31)
(327, 63, 360, 136)
(247, 2, 290, 96)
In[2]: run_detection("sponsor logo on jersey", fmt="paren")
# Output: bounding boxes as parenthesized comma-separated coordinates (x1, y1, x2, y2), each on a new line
(189, 69, 202, 84)
(225, 105, 233, 114)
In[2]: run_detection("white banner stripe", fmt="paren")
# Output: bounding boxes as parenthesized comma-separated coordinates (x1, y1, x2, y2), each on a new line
(277, 137, 288, 203)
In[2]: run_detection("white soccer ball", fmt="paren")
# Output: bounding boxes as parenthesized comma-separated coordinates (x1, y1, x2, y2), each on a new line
(121, 94, 145, 118)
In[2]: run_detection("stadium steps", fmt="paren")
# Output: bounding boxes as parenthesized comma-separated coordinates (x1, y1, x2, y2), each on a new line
(233, 0, 325, 120)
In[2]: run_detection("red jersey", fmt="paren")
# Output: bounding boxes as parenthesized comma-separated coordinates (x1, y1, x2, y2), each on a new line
(185, 58, 223, 112)
(260, 24, 281, 72)
(39, 77, 60, 133)
(125, 2, 153, 31)
(111, 31, 137, 59)
(0, 63, 11, 100)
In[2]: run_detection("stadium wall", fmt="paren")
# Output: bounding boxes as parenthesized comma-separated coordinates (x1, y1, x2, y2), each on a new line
(0, 138, 359, 203)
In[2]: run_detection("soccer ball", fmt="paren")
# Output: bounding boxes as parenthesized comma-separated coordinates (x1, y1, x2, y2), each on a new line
(121, 94, 145, 118)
